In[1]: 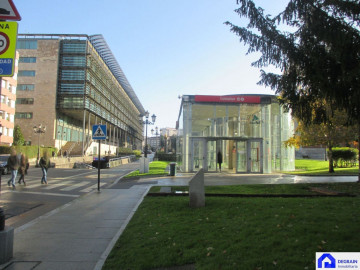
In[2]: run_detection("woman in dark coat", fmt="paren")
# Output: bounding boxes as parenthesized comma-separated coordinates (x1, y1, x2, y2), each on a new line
(217, 151, 223, 172)
(18, 154, 28, 185)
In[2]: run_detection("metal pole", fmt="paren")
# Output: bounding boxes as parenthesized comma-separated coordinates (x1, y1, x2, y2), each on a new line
(145, 120, 148, 158)
(98, 140, 101, 191)
(82, 110, 86, 157)
(37, 132, 40, 163)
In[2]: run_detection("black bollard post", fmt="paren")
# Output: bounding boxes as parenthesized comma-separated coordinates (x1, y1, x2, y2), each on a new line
(0, 206, 14, 264)
(0, 207, 5, 231)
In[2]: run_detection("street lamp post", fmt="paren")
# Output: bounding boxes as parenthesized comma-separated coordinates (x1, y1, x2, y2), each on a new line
(58, 130, 66, 156)
(151, 126, 160, 151)
(139, 111, 156, 158)
(33, 124, 46, 165)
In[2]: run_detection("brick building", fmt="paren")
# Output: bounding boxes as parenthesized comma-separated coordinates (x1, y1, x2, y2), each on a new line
(0, 52, 18, 145)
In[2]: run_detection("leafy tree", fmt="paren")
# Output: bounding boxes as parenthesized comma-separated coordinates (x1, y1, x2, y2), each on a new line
(225, 0, 360, 180)
(13, 125, 25, 146)
(285, 108, 358, 172)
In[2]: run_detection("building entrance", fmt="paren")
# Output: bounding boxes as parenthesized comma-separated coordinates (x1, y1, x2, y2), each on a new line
(190, 138, 263, 173)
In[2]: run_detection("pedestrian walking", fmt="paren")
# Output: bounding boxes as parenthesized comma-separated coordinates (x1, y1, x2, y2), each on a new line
(18, 154, 28, 185)
(217, 151, 223, 172)
(39, 152, 50, 184)
(7, 150, 19, 188)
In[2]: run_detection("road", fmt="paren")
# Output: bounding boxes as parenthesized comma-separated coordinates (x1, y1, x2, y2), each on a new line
(1, 155, 357, 230)
(0, 162, 139, 229)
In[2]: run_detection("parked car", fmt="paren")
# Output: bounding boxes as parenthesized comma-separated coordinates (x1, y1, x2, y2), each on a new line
(0, 154, 10, 175)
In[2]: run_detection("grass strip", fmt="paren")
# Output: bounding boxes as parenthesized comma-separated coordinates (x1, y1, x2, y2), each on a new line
(124, 161, 170, 178)
(284, 159, 359, 175)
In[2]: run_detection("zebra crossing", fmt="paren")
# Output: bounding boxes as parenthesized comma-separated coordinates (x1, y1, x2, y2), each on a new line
(0, 177, 106, 194)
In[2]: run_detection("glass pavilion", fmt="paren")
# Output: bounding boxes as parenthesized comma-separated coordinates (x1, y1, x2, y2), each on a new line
(176, 94, 295, 173)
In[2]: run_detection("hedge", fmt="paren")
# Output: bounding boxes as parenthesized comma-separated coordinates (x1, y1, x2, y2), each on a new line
(330, 147, 359, 168)
(0, 145, 57, 159)
(117, 147, 141, 158)
(155, 152, 177, 162)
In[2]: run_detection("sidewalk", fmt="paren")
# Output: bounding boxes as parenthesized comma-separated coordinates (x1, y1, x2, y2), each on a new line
(1, 185, 151, 270)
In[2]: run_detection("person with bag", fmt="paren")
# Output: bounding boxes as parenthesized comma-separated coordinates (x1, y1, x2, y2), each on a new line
(39, 152, 50, 184)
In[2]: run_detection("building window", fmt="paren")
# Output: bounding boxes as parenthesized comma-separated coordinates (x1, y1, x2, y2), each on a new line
(16, 98, 34, 105)
(62, 56, 86, 67)
(17, 84, 35, 91)
(60, 83, 84, 94)
(62, 42, 86, 53)
(62, 97, 83, 108)
(17, 40, 38, 49)
(19, 57, 37, 63)
(61, 70, 85, 80)
(15, 112, 33, 119)
(18, 70, 36, 77)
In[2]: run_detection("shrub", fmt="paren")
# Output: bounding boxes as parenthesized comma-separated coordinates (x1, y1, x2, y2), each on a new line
(155, 152, 176, 162)
(133, 150, 142, 158)
(117, 147, 134, 156)
(117, 147, 140, 157)
(331, 147, 358, 168)
(0, 146, 11, 154)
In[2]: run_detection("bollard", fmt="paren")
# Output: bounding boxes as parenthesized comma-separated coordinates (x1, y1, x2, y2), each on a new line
(0, 207, 5, 231)
(0, 207, 14, 264)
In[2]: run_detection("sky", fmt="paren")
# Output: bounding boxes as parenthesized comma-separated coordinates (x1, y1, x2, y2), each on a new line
(15, 0, 290, 130)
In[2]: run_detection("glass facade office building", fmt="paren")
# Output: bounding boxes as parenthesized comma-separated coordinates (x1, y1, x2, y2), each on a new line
(176, 95, 295, 173)
(16, 34, 145, 155)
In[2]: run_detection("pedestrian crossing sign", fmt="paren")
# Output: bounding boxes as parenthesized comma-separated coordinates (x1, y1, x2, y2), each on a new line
(92, 124, 107, 140)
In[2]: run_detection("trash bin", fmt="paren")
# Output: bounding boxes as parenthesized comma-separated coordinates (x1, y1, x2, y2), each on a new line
(169, 162, 176, 176)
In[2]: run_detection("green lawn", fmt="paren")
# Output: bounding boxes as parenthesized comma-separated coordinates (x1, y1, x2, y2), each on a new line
(103, 183, 360, 270)
(124, 161, 170, 178)
(285, 159, 359, 175)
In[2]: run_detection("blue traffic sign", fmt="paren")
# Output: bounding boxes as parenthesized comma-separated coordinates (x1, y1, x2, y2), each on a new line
(0, 58, 13, 76)
(92, 124, 107, 140)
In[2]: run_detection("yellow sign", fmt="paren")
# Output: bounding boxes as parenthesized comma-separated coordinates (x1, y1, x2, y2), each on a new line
(0, 21, 18, 76)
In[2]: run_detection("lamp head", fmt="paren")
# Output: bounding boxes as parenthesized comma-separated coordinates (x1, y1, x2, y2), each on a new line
(151, 114, 156, 123)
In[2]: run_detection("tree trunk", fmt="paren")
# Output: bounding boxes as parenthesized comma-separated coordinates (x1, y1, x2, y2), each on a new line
(328, 145, 335, 173)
